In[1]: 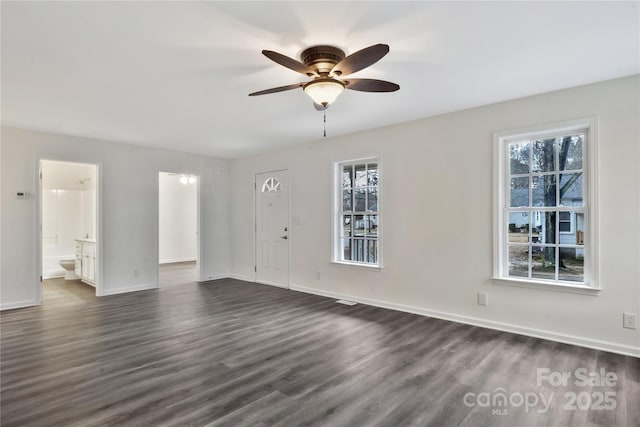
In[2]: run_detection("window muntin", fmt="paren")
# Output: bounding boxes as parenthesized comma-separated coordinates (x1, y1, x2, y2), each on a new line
(502, 131, 589, 285)
(261, 177, 281, 192)
(336, 159, 380, 266)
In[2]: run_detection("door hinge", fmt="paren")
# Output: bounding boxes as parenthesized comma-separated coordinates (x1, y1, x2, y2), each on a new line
(39, 171, 42, 179)
(40, 276, 42, 282)
(254, 266, 257, 272)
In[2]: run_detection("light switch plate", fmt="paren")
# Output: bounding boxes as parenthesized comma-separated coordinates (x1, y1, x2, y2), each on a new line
(478, 292, 489, 306)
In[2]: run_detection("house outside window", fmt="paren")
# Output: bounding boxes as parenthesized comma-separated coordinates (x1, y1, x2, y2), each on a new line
(334, 157, 381, 267)
(493, 119, 598, 291)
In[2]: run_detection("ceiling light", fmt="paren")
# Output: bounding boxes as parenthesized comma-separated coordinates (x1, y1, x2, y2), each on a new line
(188, 176, 196, 184)
(303, 78, 345, 107)
(180, 176, 188, 185)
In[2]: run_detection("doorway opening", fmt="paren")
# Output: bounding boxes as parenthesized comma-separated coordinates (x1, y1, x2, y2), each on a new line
(39, 159, 100, 303)
(158, 172, 200, 287)
(255, 169, 290, 288)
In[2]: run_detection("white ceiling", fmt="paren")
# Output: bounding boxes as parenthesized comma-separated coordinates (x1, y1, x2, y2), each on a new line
(2, 1, 638, 158)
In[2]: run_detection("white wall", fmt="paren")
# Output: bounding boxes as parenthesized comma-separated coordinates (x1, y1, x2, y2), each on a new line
(1, 127, 230, 308)
(229, 76, 640, 356)
(158, 173, 197, 264)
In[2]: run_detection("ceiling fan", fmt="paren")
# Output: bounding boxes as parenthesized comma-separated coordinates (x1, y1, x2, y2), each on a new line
(249, 44, 400, 110)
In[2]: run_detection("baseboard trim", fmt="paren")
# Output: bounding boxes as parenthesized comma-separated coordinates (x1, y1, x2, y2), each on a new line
(228, 274, 255, 282)
(255, 280, 289, 289)
(290, 284, 640, 358)
(197, 274, 231, 283)
(101, 283, 158, 296)
(43, 270, 65, 279)
(159, 258, 197, 265)
(0, 299, 39, 311)
(226, 275, 288, 289)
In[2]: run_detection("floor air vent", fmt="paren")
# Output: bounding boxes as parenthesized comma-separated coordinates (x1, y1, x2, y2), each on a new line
(336, 299, 357, 306)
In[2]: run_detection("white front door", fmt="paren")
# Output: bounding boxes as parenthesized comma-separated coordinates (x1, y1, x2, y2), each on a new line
(255, 170, 289, 287)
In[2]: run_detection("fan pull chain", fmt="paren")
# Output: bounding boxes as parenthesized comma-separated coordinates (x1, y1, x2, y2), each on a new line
(323, 107, 327, 138)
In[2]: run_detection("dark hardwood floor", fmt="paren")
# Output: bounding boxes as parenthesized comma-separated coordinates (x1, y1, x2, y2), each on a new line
(1, 263, 638, 426)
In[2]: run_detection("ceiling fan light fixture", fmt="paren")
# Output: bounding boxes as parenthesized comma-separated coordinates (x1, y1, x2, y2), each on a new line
(303, 78, 345, 106)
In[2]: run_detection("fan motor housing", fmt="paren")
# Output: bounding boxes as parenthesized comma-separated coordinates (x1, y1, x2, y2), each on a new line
(301, 45, 345, 75)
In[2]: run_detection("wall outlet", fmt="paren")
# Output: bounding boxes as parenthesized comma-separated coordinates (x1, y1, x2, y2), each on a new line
(623, 312, 637, 329)
(477, 292, 489, 306)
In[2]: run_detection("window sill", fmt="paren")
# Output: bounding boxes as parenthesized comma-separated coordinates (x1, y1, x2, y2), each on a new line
(331, 260, 383, 270)
(492, 277, 601, 296)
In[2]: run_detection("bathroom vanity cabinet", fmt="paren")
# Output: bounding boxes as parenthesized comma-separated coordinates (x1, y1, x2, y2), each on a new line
(75, 239, 96, 286)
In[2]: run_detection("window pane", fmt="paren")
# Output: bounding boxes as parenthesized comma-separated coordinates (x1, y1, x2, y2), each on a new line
(355, 164, 367, 187)
(558, 211, 584, 244)
(352, 239, 365, 262)
(508, 245, 529, 278)
(367, 164, 378, 186)
(366, 215, 378, 237)
(532, 139, 555, 172)
(559, 248, 584, 282)
(510, 177, 529, 207)
(261, 177, 281, 192)
(367, 239, 378, 263)
(559, 211, 571, 232)
(575, 213, 585, 245)
(342, 215, 352, 237)
(342, 165, 353, 189)
(532, 175, 556, 207)
(508, 211, 529, 243)
(532, 211, 555, 244)
(354, 189, 366, 211)
(559, 135, 583, 171)
(559, 173, 583, 206)
(509, 142, 530, 175)
(354, 215, 365, 236)
(532, 246, 555, 280)
(367, 188, 378, 212)
(343, 190, 352, 211)
(343, 238, 351, 261)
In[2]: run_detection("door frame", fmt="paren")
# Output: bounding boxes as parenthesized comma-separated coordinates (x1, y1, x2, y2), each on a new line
(36, 157, 103, 301)
(254, 169, 291, 288)
(156, 171, 203, 285)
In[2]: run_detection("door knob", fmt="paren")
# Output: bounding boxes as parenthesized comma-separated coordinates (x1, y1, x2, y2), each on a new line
(281, 235, 288, 240)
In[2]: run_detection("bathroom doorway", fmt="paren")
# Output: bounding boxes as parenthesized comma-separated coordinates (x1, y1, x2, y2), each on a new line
(39, 160, 100, 303)
(158, 172, 200, 287)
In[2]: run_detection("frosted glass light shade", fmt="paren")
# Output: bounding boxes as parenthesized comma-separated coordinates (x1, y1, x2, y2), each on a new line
(304, 79, 345, 106)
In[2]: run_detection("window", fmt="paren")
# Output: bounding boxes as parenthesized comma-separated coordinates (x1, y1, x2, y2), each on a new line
(494, 119, 597, 290)
(334, 158, 380, 266)
(558, 211, 571, 233)
(261, 177, 281, 192)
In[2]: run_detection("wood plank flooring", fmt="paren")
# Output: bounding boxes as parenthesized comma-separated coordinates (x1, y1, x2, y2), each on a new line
(1, 263, 638, 426)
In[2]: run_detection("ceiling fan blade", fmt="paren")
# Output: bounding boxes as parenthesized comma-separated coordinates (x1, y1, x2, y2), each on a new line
(262, 50, 318, 76)
(344, 78, 400, 92)
(330, 44, 389, 77)
(248, 83, 304, 96)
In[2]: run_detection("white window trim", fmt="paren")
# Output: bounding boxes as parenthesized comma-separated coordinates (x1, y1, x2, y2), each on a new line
(332, 155, 383, 269)
(492, 117, 599, 294)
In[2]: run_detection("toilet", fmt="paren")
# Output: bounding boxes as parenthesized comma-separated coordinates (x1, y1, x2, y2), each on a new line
(59, 259, 78, 280)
